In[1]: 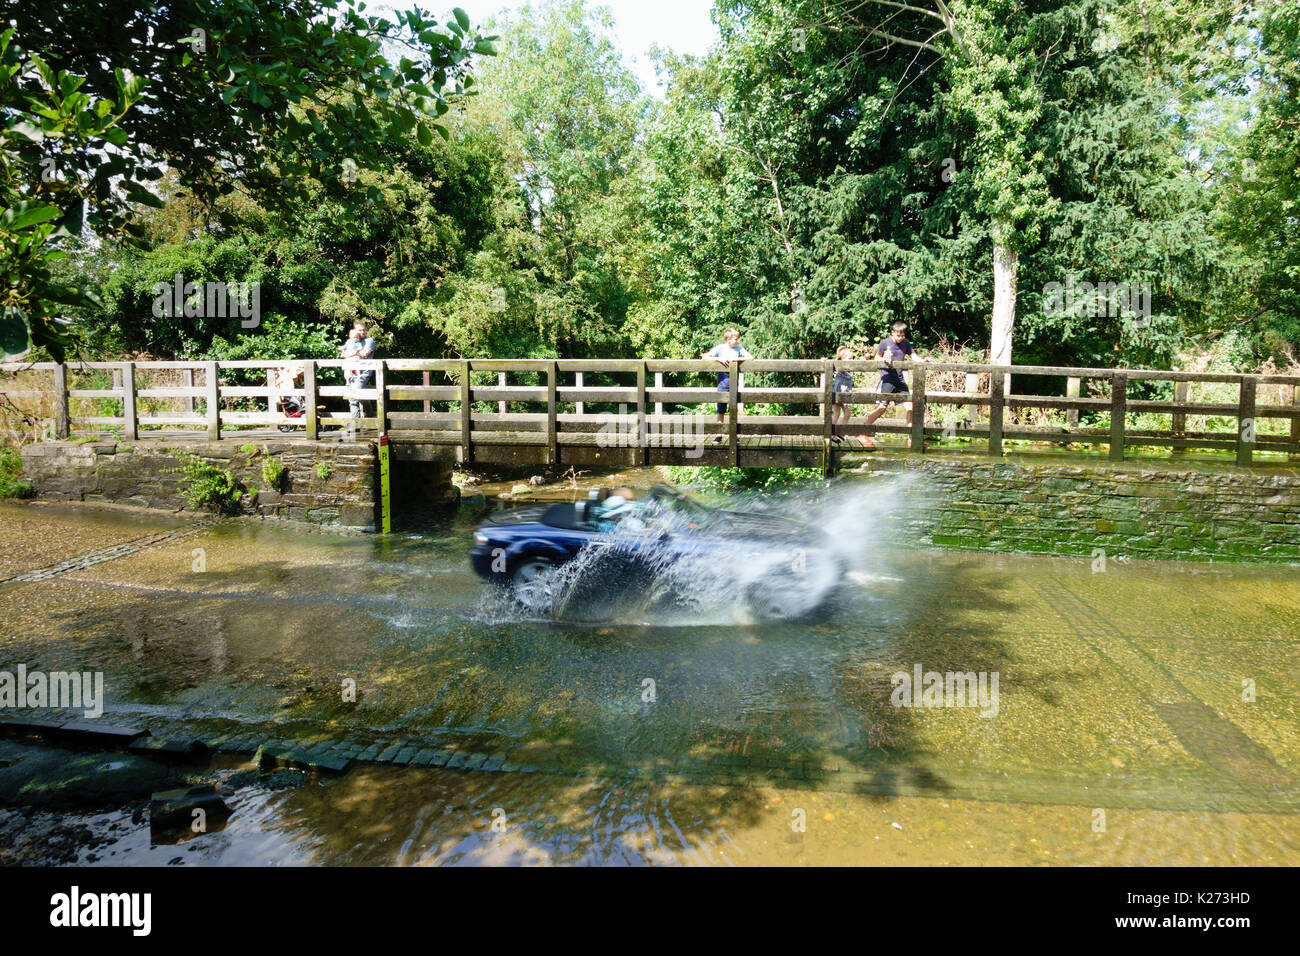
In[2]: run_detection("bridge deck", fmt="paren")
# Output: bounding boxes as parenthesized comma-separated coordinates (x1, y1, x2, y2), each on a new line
(3, 357, 1299, 471)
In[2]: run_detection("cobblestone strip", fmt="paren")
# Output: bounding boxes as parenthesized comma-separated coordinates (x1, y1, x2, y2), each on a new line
(0, 521, 215, 583)
(5, 712, 1299, 809)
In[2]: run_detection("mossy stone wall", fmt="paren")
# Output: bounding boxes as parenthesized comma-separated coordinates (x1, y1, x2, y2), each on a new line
(21, 440, 380, 530)
(851, 455, 1300, 564)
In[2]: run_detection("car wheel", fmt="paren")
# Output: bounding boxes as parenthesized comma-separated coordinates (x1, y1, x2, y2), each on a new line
(511, 556, 559, 613)
(745, 576, 812, 621)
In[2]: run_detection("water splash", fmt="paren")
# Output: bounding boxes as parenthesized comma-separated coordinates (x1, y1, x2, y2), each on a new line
(477, 474, 927, 626)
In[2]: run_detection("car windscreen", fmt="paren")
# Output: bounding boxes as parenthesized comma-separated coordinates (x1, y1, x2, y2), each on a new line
(540, 503, 597, 531)
(650, 487, 711, 519)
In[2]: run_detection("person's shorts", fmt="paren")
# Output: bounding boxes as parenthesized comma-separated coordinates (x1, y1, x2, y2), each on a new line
(717, 381, 729, 416)
(877, 379, 909, 404)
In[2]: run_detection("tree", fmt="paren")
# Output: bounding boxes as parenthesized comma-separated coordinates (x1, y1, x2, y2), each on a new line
(84, 118, 523, 360)
(465, 0, 649, 356)
(648, 0, 1227, 379)
(0, 0, 495, 359)
(1219, 0, 1300, 353)
(0, 29, 143, 358)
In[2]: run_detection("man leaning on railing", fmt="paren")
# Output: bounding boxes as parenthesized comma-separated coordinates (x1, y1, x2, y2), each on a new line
(340, 321, 375, 419)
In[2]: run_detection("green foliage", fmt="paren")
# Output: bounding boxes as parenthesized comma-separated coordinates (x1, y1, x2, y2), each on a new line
(0, 447, 32, 498)
(1216, 1, 1300, 352)
(666, 465, 822, 490)
(3, 0, 495, 359)
(261, 449, 288, 492)
(314, 462, 332, 480)
(167, 450, 244, 513)
(0, 29, 145, 360)
(14, 0, 1298, 376)
(639, 0, 1239, 371)
(239, 443, 258, 456)
(81, 122, 522, 359)
(457, 0, 650, 357)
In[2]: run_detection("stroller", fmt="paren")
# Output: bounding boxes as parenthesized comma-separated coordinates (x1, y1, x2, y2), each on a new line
(275, 366, 306, 432)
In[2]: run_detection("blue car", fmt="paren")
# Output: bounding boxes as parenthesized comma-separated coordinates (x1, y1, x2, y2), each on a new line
(470, 484, 844, 621)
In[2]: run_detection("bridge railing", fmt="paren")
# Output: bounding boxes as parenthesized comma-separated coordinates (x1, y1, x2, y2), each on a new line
(3, 358, 1299, 466)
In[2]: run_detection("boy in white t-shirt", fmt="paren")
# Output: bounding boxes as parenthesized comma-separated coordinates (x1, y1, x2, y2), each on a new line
(701, 328, 752, 440)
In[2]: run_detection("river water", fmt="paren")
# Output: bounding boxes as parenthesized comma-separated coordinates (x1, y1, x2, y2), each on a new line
(1, 489, 1299, 866)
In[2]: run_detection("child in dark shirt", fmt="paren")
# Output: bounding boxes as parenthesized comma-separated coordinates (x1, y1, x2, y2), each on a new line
(863, 320, 928, 444)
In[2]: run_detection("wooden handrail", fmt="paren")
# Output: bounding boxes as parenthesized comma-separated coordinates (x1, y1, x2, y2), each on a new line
(3, 357, 1299, 465)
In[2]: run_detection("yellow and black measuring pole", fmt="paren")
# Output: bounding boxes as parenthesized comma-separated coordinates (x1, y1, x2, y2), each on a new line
(378, 432, 392, 534)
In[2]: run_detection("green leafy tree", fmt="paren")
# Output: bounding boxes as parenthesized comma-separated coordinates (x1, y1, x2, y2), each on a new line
(0, 0, 494, 358)
(465, 0, 649, 356)
(1219, 1, 1300, 353)
(0, 29, 145, 358)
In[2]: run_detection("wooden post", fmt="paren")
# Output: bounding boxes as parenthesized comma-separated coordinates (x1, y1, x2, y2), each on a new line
(422, 370, 431, 414)
(964, 371, 978, 425)
(303, 361, 318, 441)
(822, 361, 833, 442)
(1109, 372, 1126, 462)
(122, 361, 138, 440)
(374, 360, 387, 434)
(547, 361, 558, 466)
(460, 360, 472, 463)
(205, 361, 220, 440)
(182, 367, 195, 417)
(738, 371, 745, 417)
(989, 369, 1005, 456)
(52, 363, 69, 439)
(497, 370, 506, 414)
(636, 362, 648, 466)
(822, 362, 834, 476)
(1290, 384, 1300, 461)
(728, 362, 740, 466)
(575, 371, 584, 416)
(910, 364, 927, 453)
(1236, 376, 1256, 467)
(1172, 381, 1189, 455)
(654, 371, 663, 416)
(1066, 376, 1080, 428)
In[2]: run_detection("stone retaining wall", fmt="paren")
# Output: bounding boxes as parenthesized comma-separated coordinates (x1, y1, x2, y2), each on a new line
(852, 454, 1300, 564)
(21, 440, 380, 531)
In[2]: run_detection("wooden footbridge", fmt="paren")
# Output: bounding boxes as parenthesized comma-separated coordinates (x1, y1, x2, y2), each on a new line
(3, 358, 1300, 471)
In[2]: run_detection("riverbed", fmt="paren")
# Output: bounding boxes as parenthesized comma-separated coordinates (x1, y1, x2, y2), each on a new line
(1, 492, 1298, 866)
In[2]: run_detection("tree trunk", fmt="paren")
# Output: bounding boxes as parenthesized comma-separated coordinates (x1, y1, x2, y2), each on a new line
(990, 223, 1018, 394)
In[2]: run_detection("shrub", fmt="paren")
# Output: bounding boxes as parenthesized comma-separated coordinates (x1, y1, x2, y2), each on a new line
(0, 447, 32, 498)
(261, 448, 288, 491)
(666, 465, 821, 490)
(167, 450, 244, 513)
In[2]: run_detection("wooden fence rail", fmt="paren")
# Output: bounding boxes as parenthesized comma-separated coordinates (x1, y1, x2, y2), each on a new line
(3, 358, 1300, 470)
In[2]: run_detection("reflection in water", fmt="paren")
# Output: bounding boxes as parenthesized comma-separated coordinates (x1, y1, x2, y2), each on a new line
(2, 492, 1299, 865)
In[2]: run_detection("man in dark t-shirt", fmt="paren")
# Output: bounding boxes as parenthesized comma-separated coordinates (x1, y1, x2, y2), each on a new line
(863, 320, 927, 442)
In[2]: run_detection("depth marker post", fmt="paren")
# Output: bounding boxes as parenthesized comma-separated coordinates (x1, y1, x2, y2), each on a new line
(379, 432, 392, 534)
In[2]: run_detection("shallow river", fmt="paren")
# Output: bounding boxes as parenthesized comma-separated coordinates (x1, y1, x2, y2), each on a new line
(1, 490, 1299, 866)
